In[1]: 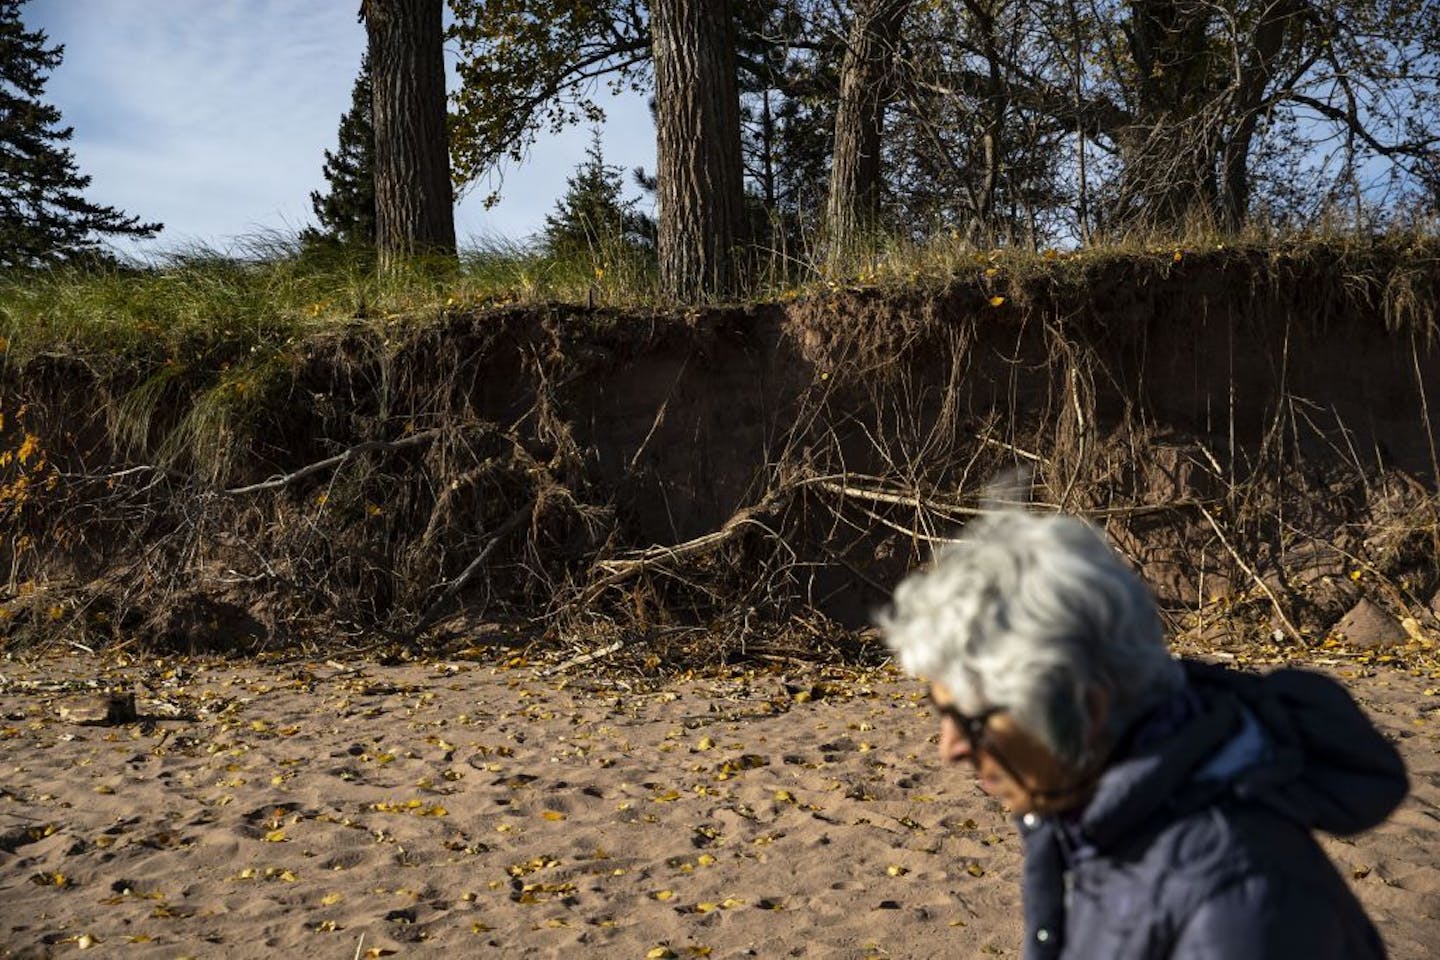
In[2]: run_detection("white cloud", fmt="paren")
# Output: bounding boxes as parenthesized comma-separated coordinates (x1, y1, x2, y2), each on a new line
(27, 0, 656, 258)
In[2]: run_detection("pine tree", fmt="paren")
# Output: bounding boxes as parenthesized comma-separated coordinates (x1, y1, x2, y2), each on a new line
(306, 52, 376, 249)
(0, 0, 160, 267)
(541, 128, 651, 256)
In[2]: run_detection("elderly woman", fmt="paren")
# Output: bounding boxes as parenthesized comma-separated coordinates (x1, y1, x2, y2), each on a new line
(882, 507, 1408, 959)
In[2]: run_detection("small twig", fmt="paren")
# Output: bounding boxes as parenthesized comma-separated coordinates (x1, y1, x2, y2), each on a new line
(226, 429, 441, 495)
(60, 464, 190, 484)
(976, 434, 1047, 464)
(809, 477, 1211, 521)
(1198, 505, 1305, 645)
(408, 499, 534, 639)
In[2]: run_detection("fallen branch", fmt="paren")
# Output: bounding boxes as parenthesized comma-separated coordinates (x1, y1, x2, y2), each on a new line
(1198, 505, 1305, 645)
(407, 499, 534, 640)
(225, 429, 441, 495)
(579, 495, 783, 606)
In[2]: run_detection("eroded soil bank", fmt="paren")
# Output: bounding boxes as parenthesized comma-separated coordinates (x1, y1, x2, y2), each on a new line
(2, 240, 1439, 665)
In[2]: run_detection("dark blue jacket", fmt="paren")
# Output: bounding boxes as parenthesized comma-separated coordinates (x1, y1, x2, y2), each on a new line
(1019, 661, 1408, 959)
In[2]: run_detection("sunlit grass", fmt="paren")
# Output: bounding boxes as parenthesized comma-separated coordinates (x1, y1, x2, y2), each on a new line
(1, 224, 1434, 376)
(0, 231, 661, 372)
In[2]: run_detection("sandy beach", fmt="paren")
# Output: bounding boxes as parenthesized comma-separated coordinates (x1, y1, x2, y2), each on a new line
(2, 647, 1437, 958)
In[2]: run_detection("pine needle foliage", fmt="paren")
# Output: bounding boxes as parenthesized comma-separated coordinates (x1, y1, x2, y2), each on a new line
(0, 0, 161, 267)
(304, 52, 377, 251)
(540, 127, 654, 257)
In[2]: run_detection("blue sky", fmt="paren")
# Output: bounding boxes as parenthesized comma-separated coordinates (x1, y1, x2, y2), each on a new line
(27, 0, 656, 260)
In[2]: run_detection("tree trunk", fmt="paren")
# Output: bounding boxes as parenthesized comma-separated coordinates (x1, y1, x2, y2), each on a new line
(651, 0, 746, 301)
(364, 0, 456, 269)
(1119, 0, 1218, 230)
(825, 0, 911, 263)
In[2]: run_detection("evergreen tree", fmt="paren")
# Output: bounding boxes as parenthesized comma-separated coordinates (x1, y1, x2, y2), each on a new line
(306, 52, 376, 248)
(0, 0, 160, 267)
(541, 128, 651, 255)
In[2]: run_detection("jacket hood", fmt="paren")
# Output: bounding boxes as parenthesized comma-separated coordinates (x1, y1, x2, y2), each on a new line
(1079, 660, 1408, 851)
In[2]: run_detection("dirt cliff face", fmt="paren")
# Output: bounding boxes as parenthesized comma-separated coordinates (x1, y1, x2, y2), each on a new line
(3, 242, 1438, 661)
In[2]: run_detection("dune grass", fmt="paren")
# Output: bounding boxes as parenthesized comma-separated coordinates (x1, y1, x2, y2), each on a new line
(0, 233, 664, 371)
(2, 225, 1436, 377)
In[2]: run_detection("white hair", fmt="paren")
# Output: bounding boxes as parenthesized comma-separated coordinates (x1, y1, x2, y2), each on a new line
(880, 508, 1183, 766)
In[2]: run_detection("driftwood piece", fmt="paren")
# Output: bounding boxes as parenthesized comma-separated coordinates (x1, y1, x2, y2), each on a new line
(577, 495, 783, 607)
(541, 639, 627, 677)
(57, 691, 136, 725)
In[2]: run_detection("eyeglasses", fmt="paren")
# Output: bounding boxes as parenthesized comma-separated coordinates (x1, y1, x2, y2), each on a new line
(931, 700, 1006, 751)
(930, 695, 1091, 806)
(929, 697, 1037, 795)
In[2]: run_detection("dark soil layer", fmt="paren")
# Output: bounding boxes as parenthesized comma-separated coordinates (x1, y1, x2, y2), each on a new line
(4, 240, 1440, 664)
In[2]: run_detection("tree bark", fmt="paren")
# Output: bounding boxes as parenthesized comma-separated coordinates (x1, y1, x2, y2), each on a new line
(651, 0, 746, 301)
(364, 0, 456, 268)
(1118, 0, 1219, 229)
(825, 0, 911, 263)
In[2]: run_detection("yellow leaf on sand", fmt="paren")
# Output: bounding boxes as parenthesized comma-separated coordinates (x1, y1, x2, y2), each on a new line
(263, 829, 286, 843)
(887, 865, 909, 877)
(697, 854, 716, 867)
(648, 947, 678, 959)
(321, 892, 342, 906)
(988, 296, 1006, 307)
(652, 890, 675, 901)
(966, 863, 985, 878)
(542, 810, 566, 821)
(774, 789, 796, 804)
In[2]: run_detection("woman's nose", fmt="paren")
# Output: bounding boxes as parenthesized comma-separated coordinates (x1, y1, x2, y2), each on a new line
(938, 718, 973, 765)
